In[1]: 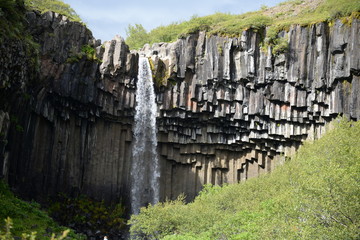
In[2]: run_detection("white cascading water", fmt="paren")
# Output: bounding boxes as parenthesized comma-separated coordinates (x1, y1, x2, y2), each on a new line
(130, 57, 160, 215)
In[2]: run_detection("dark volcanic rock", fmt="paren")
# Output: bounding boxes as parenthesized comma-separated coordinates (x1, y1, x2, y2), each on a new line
(0, 11, 359, 206)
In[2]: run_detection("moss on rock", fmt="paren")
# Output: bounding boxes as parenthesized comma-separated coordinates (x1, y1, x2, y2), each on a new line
(148, 57, 170, 88)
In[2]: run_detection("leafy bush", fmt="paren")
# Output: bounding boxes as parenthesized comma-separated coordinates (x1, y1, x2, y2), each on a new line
(48, 194, 126, 237)
(125, 24, 150, 50)
(129, 118, 360, 239)
(271, 36, 289, 55)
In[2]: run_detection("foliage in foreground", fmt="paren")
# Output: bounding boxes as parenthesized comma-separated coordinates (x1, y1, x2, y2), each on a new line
(0, 181, 85, 239)
(129, 118, 360, 239)
(48, 194, 126, 237)
(24, 0, 81, 22)
(0, 217, 70, 240)
(126, 0, 360, 49)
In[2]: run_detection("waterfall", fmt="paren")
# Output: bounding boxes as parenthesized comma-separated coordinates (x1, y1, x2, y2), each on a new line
(130, 57, 160, 215)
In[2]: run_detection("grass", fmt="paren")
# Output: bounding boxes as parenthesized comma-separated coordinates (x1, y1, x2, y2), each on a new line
(0, 0, 82, 41)
(0, 181, 85, 239)
(126, 0, 360, 49)
(24, 0, 81, 22)
(129, 118, 360, 239)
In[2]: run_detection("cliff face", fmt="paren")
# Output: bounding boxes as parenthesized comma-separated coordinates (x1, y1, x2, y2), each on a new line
(1, 11, 139, 203)
(139, 20, 360, 200)
(1, 11, 359, 205)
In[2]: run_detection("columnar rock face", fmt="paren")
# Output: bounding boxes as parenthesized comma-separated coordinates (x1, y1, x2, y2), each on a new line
(1, 11, 139, 203)
(0, 11, 359, 206)
(139, 20, 360, 201)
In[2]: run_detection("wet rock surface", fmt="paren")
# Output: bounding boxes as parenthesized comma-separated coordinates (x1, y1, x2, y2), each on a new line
(0, 11, 359, 206)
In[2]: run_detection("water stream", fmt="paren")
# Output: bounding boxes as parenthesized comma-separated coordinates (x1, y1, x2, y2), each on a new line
(130, 57, 160, 215)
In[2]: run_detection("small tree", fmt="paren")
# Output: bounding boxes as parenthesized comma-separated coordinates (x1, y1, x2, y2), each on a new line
(125, 23, 150, 50)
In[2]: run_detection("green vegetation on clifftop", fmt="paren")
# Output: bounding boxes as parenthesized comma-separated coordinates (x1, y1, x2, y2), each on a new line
(129, 118, 360, 239)
(0, 0, 81, 41)
(126, 0, 360, 49)
(24, 0, 81, 22)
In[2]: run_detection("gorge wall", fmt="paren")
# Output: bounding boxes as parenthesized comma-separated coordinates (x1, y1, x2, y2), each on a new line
(1, 11, 360, 206)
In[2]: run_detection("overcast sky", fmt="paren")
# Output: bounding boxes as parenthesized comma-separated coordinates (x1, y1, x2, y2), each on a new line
(62, 0, 284, 42)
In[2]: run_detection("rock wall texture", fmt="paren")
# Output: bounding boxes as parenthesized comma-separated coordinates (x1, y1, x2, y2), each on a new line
(1, 11, 138, 204)
(1, 11, 360, 206)
(139, 20, 360, 201)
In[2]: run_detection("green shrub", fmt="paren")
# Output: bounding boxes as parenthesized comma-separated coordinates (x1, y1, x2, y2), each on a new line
(48, 194, 126, 237)
(125, 24, 150, 50)
(129, 118, 360, 239)
(149, 23, 182, 43)
(129, 195, 187, 239)
(271, 36, 289, 55)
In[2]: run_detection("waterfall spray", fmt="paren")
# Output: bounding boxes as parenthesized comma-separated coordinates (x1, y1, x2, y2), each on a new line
(130, 57, 160, 215)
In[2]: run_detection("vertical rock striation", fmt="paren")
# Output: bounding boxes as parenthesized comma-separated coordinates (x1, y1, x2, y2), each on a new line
(0, 11, 359, 206)
(1, 11, 139, 204)
(139, 20, 360, 201)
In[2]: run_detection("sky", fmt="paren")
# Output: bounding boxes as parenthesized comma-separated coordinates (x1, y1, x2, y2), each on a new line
(62, 0, 285, 42)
